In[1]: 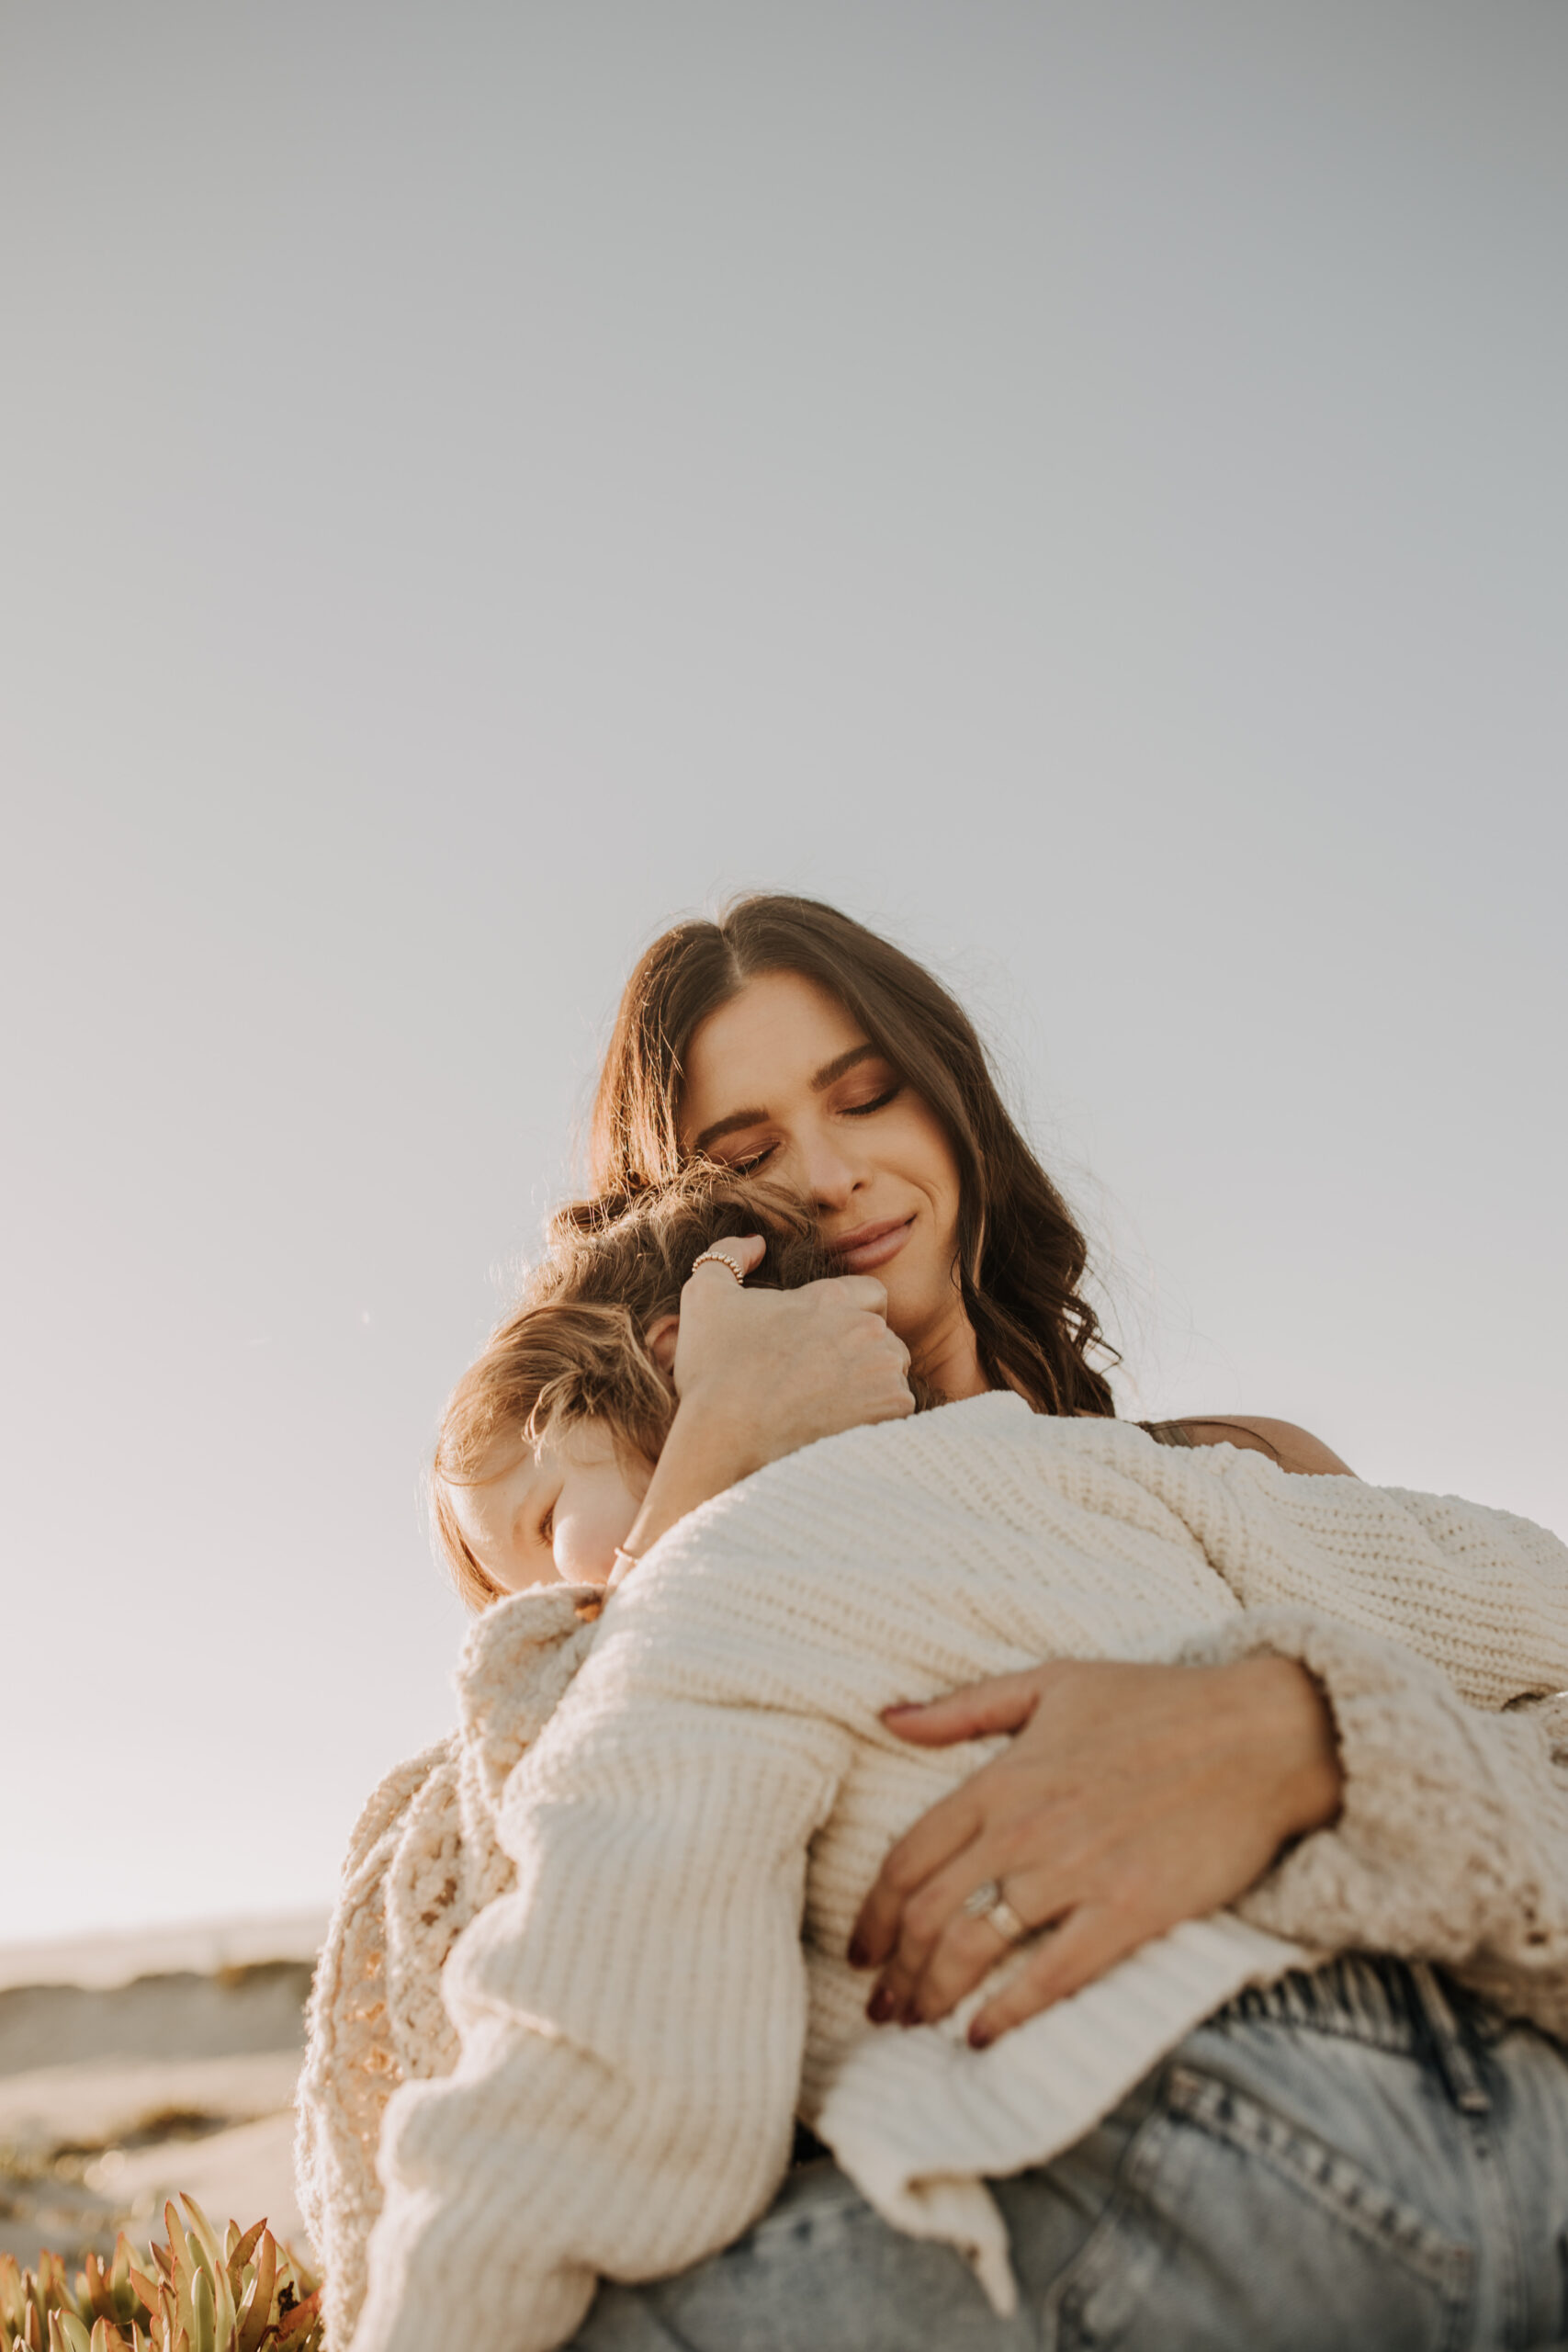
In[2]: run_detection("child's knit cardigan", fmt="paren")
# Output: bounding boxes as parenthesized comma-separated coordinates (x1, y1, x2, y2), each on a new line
(297, 1403, 1568, 2350)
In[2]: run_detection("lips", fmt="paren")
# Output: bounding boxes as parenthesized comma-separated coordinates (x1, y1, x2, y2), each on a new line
(829, 1216, 914, 1275)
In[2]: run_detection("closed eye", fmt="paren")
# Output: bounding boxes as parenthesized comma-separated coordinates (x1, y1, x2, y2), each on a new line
(842, 1085, 901, 1119)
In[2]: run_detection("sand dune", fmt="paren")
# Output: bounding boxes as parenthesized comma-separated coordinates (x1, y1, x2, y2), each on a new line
(0, 1914, 327, 2269)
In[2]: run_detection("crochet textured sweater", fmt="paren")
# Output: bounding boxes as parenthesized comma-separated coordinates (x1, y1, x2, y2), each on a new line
(298, 1403, 1568, 2349)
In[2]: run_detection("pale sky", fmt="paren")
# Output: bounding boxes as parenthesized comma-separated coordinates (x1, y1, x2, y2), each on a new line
(4, 6, 1564, 1941)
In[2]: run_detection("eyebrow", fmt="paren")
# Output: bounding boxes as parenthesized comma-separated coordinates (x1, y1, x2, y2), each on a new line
(691, 1044, 882, 1154)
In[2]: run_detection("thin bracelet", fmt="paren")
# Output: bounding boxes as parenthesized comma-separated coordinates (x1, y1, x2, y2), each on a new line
(609, 1544, 639, 1589)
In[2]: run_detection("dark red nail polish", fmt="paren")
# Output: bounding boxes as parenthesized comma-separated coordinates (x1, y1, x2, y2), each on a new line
(848, 1938, 870, 1970)
(969, 2022, 992, 2050)
(867, 1985, 895, 2024)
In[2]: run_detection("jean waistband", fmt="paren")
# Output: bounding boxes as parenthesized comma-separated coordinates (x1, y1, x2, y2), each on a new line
(1218, 1952, 1495, 2114)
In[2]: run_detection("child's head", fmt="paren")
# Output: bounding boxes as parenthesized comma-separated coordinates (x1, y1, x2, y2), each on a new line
(433, 1170, 833, 1609)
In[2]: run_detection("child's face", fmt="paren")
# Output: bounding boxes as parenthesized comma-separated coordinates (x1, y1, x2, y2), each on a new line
(448, 1419, 650, 1594)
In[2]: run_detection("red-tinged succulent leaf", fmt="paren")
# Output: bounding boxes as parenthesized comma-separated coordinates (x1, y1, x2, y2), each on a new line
(230, 2223, 265, 2278)
(123, 2273, 157, 2322)
(161, 2206, 190, 2284)
(275, 2287, 321, 2343)
(175, 2196, 223, 2285)
(233, 2236, 276, 2352)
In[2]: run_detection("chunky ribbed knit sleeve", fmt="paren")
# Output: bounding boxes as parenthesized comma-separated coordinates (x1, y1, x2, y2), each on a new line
(1180, 1609, 1568, 2038)
(352, 1624, 853, 2352)
(1148, 1446, 1568, 2035)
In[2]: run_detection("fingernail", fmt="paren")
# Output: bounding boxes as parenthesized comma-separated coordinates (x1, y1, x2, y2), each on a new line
(968, 2021, 993, 2051)
(867, 1985, 896, 2024)
(847, 1938, 871, 1970)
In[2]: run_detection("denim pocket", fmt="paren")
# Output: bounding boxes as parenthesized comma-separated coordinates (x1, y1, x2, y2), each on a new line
(1163, 2065, 1472, 2298)
(1043, 2060, 1473, 2352)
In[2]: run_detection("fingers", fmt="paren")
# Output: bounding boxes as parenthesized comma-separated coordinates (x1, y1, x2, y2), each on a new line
(686, 1232, 767, 1282)
(807, 1272, 890, 1316)
(866, 1846, 1052, 2026)
(870, 1881, 1153, 2046)
(967, 1902, 1136, 2048)
(849, 1787, 982, 1969)
(881, 1669, 1049, 1747)
(849, 1687, 1045, 1965)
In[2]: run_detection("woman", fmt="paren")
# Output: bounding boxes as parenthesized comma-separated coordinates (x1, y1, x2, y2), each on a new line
(556, 893, 1568, 2345)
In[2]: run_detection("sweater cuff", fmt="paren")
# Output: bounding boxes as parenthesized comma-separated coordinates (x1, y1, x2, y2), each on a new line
(1174, 1607, 1526, 1963)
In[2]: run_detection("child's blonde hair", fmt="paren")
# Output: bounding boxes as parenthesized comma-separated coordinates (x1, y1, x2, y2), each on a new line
(432, 1170, 832, 1610)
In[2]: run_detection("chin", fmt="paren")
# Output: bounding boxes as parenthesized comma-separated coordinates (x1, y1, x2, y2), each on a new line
(884, 1280, 948, 1353)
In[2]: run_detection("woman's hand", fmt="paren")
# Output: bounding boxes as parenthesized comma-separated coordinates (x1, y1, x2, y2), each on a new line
(621, 1236, 916, 1558)
(673, 1236, 915, 1454)
(850, 1655, 1343, 2048)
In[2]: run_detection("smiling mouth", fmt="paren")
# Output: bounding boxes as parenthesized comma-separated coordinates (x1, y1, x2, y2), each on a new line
(829, 1216, 915, 1274)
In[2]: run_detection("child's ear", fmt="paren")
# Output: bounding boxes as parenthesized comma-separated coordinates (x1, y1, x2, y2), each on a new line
(646, 1313, 680, 1375)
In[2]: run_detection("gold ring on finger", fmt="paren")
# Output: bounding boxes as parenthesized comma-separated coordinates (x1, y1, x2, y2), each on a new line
(691, 1248, 746, 1286)
(961, 1878, 1030, 1945)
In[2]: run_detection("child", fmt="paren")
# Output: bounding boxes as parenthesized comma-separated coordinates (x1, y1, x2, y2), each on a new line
(428, 1169, 916, 1608)
(301, 1178, 1568, 2352)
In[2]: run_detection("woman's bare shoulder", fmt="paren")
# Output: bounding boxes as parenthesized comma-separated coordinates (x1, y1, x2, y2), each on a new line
(1177, 1416, 1358, 1477)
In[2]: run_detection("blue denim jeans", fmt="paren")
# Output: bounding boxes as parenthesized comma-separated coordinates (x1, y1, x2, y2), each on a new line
(570, 1956, 1568, 2351)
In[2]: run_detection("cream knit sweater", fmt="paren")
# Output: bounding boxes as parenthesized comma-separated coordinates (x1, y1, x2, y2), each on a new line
(299, 1403, 1568, 2349)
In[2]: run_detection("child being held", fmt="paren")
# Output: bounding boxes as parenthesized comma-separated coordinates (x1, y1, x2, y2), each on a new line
(431, 1168, 929, 1609)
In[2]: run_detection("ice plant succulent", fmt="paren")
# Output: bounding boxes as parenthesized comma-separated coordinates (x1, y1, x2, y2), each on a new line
(0, 2197, 322, 2352)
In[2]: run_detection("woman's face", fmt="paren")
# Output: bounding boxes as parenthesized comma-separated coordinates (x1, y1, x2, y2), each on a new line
(679, 971, 976, 1385)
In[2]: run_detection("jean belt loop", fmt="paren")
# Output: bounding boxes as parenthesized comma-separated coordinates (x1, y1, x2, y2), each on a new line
(1409, 1961, 1491, 2115)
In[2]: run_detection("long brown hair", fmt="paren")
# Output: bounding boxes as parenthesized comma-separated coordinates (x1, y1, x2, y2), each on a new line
(578, 894, 1119, 1418)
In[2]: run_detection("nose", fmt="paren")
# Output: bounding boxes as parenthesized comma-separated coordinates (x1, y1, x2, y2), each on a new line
(795, 1126, 864, 1213)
